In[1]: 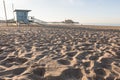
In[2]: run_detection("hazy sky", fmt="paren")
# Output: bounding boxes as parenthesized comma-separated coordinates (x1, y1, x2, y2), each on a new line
(0, 0, 120, 24)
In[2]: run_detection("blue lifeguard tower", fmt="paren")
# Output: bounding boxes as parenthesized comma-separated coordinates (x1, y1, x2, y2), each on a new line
(14, 9, 31, 24)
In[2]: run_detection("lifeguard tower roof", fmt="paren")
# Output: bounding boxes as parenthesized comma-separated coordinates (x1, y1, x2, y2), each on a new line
(14, 9, 31, 12)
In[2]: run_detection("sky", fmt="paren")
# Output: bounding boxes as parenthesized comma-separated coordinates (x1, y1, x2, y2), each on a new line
(0, 0, 120, 25)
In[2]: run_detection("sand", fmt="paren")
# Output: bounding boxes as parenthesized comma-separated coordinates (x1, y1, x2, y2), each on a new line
(0, 25, 120, 80)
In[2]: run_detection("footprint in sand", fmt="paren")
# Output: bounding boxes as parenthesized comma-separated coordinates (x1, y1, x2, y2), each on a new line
(25, 67, 46, 80)
(0, 67, 27, 76)
(32, 67, 45, 76)
(45, 68, 83, 80)
(66, 51, 77, 57)
(0, 57, 28, 67)
(57, 59, 70, 65)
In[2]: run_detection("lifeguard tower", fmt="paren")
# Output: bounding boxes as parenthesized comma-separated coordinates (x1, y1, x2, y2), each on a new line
(14, 9, 31, 24)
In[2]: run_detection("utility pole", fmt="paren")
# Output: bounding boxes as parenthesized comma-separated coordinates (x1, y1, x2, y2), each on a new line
(3, 0, 8, 26)
(12, 3, 15, 20)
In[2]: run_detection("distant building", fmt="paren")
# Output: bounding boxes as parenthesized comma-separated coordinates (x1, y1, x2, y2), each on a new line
(63, 19, 79, 24)
(64, 19, 74, 23)
(14, 9, 31, 24)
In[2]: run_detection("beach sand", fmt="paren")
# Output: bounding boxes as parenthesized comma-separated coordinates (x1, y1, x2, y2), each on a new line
(0, 25, 120, 80)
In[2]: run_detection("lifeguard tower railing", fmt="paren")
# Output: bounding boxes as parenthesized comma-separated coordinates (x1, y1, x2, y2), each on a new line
(29, 17, 47, 25)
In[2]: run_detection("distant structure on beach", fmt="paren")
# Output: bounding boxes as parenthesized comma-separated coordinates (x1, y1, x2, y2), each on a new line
(49, 19, 79, 25)
(64, 19, 74, 23)
(14, 9, 31, 24)
(63, 19, 79, 24)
